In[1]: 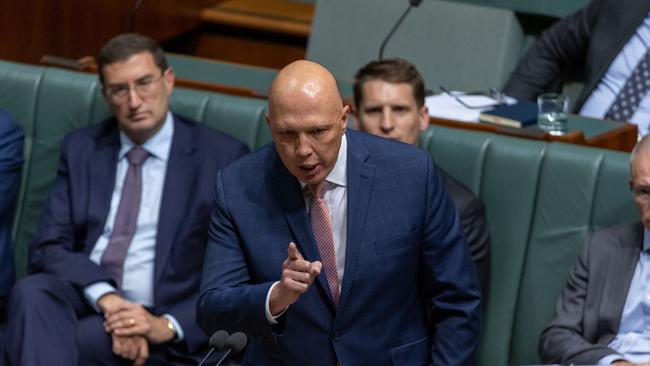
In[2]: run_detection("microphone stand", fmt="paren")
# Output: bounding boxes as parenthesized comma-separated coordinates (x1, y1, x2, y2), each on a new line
(214, 349, 232, 366)
(378, 3, 416, 60)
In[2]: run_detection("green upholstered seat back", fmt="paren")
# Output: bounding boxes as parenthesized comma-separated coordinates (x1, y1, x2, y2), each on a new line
(424, 124, 637, 365)
(0, 59, 270, 278)
(166, 53, 354, 98)
(510, 144, 636, 364)
(307, 0, 524, 92)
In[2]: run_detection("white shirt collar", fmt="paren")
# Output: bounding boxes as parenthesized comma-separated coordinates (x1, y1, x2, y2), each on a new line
(299, 133, 347, 189)
(118, 111, 174, 162)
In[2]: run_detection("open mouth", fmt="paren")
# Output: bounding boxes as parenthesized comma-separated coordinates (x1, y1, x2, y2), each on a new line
(299, 163, 319, 173)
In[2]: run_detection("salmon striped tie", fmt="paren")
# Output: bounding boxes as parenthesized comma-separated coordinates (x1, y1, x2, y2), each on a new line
(308, 181, 340, 306)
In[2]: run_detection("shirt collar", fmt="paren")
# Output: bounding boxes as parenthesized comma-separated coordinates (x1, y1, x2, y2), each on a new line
(299, 133, 348, 189)
(644, 227, 650, 251)
(118, 111, 174, 162)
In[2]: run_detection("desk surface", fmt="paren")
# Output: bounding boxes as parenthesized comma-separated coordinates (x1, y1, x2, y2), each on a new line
(430, 114, 638, 152)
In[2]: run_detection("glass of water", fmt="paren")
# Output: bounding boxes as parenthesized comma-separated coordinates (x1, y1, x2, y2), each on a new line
(537, 93, 569, 135)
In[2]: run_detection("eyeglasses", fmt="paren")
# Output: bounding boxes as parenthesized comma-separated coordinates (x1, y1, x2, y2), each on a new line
(439, 85, 507, 110)
(104, 73, 164, 103)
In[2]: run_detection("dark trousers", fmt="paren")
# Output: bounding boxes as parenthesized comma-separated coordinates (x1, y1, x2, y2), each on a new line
(3, 274, 167, 366)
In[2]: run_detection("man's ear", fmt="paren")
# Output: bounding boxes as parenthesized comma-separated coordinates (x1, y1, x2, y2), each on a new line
(418, 105, 429, 132)
(163, 67, 175, 96)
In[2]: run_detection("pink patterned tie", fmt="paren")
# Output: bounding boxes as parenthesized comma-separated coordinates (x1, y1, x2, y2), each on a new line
(308, 181, 340, 306)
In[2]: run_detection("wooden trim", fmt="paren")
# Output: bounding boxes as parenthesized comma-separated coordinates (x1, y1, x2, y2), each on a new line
(200, 0, 313, 38)
(586, 122, 637, 152)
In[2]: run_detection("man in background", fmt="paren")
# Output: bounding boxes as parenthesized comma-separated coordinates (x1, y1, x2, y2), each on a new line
(539, 135, 650, 364)
(4, 33, 248, 365)
(504, 0, 650, 135)
(353, 58, 490, 300)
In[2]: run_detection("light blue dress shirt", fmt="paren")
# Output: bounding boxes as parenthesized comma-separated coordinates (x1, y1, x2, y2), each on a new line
(599, 229, 650, 364)
(83, 112, 184, 340)
(580, 13, 650, 136)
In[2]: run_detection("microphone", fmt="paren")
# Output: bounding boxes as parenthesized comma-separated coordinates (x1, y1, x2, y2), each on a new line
(215, 332, 248, 366)
(197, 330, 229, 366)
(378, 0, 424, 60)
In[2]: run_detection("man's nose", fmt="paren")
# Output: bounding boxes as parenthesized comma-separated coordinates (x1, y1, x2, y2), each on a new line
(127, 87, 143, 109)
(295, 134, 312, 157)
(379, 109, 394, 133)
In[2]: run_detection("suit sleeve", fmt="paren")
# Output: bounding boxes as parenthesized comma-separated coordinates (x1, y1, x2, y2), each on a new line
(421, 156, 482, 365)
(0, 115, 23, 297)
(538, 232, 620, 364)
(0, 118, 23, 213)
(28, 136, 114, 288)
(197, 170, 277, 339)
(502, 0, 602, 101)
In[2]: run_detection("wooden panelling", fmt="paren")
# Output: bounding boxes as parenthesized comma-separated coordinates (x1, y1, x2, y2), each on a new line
(0, 0, 209, 64)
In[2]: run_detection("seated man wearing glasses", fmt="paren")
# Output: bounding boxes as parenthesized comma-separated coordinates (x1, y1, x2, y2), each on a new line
(3, 33, 248, 365)
(352, 58, 491, 302)
(539, 135, 650, 365)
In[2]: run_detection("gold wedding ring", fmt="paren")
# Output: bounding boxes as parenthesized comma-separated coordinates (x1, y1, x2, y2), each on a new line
(129, 317, 135, 326)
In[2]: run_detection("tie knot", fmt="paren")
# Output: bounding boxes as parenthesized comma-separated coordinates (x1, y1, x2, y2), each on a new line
(308, 180, 331, 199)
(127, 146, 149, 166)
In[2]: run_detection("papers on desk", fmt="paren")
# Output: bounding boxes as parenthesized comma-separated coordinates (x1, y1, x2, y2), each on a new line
(425, 91, 515, 122)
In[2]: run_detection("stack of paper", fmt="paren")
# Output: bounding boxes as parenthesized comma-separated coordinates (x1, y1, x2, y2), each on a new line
(425, 92, 513, 122)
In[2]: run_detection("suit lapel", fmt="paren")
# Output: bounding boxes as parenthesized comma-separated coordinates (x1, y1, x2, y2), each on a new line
(86, 121, 119, 254)
(154, 116, 198, 285)
(338, 132, 375, 309)
(601, 223, 643, 334)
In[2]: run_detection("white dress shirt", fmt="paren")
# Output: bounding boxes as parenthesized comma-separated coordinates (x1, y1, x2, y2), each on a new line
(83, 112, 183, 339)
(580, 13, 650, 135)
(265, 133, 348, 323)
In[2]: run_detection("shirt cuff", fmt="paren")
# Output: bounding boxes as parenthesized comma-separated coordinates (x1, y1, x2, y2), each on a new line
(265, 281, 289, 324)
(84, 282, 117, 312)
(598, 354, 627, 365)
(162, 313, 184, 342)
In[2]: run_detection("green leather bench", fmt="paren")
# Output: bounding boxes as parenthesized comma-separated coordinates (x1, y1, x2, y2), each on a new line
(0, 59, 639, 365)
(0, 59, 271, 280)
(422, 126, 637, 365)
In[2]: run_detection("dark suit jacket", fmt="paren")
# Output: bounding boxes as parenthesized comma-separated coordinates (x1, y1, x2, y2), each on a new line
(503, 0, 650, 112)
(27, 114, 248, 359)
(538, 222, 643, 364)
(198, 130, 481, 366)
(439, 169, 490, 302)
(0, 110, 23, 301)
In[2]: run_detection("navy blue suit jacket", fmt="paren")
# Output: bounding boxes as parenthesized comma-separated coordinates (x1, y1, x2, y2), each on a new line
(198, 130, 481, 365)
(0, 110, 23, 300)
(28, 114, 248, 357)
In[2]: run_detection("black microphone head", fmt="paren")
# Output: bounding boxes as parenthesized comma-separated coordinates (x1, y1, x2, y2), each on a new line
(227, 332, 248, 355)
(409, 0, 424, 6)
(209, 330, 229, 351)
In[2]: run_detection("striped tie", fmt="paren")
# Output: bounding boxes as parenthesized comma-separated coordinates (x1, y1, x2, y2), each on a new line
(308, 181, 340, 306)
